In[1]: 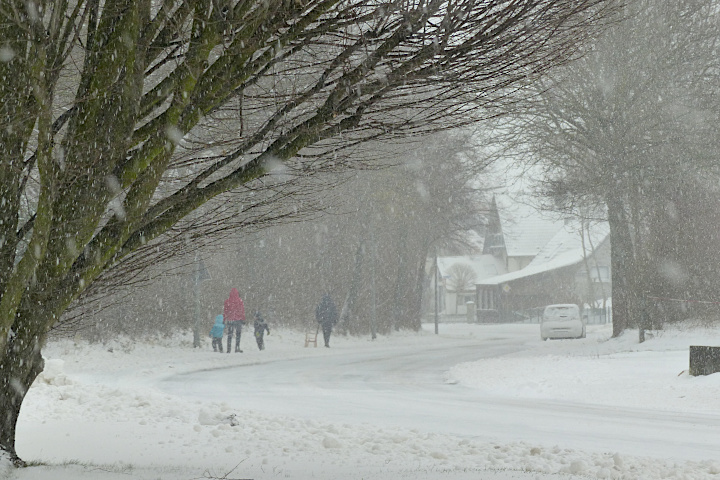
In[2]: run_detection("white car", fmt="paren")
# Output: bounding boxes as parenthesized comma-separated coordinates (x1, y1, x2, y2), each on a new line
(540, 304, 585, 340)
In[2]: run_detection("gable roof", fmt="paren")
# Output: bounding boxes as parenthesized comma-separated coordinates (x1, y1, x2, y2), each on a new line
(478, 221, 610, 286)
(494, 196, 565, 257)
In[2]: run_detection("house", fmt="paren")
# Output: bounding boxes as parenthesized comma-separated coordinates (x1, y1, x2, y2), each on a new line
(476, 220, 611, 323)
(432, 255, 507, 316)
(482, 196, 565, 272)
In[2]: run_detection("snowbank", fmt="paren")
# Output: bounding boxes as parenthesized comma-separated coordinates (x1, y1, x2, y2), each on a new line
(447, 325, 720, 414)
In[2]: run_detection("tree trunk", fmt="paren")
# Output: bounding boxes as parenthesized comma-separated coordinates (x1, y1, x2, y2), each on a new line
(579, 221, 597, 307)
(0, 335, 45, 466)
(607, 194, 635, 338)
(391, 230, 411, 331)
(406, 253, 427, 332)
(338, 239, 365, 334)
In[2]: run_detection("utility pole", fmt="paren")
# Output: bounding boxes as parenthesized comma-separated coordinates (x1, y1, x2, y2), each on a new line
(193, 255, 202, 348)
(370, 208, 378, 340)
(192, 254, 211, 348)
(434, 248, 439, 335)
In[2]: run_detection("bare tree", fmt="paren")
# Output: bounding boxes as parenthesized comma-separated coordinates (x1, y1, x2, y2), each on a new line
(126, 131, 486, 337)
(0, 0, 617, 465)
(491, 0, 720, 336)
(447, 263, 477, 313)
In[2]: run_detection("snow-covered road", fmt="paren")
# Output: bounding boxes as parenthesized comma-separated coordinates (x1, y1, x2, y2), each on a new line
(13, 322, 720, 480)
(160, 331, 720, 463)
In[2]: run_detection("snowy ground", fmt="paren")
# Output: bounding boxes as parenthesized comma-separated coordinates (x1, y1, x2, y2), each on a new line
(7, 321, 720, 479)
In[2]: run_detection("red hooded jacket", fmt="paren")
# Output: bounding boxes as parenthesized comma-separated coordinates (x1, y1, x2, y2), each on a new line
(223, 288, 246, 323)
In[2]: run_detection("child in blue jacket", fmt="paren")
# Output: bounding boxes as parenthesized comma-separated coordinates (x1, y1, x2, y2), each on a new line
(210, 314, 225, 352)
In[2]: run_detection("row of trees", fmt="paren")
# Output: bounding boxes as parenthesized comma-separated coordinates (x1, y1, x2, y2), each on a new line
(83, 132, 487, 339)
(500, 0, 720, 336)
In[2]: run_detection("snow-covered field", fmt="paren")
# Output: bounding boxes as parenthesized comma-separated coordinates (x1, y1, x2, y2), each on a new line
(7, 321, 720, 479)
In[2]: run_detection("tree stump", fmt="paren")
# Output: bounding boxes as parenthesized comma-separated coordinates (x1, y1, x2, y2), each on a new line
(689, 346, 720, 376)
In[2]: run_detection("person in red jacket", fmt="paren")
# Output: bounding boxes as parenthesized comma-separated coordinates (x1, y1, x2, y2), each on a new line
(223, 288, 246, 353)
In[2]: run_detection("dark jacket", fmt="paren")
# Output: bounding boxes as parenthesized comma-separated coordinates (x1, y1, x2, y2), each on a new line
(254, 313, 270, 336)
(315, 294, 338, 326)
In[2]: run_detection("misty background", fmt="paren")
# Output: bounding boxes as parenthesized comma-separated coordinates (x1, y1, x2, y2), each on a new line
(53, 0, 720, 344)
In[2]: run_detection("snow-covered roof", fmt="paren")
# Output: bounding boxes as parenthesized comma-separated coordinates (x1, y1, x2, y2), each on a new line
(495, 197, 565, 257)
(478, 221, 610, 286)
(437, 255, 507, 281)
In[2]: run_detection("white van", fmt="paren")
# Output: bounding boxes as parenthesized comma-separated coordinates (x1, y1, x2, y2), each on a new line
(540, 304, 585, 340)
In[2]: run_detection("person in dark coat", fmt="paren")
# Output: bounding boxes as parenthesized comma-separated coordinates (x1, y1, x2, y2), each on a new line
(315, 293, 338, 348)
(209, 314, 225, 352)
(253, 311, 270, 350)
(223, 288, 246, 353)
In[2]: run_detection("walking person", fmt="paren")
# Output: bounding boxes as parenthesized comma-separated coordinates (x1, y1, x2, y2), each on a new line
(224, 288, 246, 353)
(253, 311, 270, 350)
(315, 293, 338, 348)
(209, 314, 225, 352)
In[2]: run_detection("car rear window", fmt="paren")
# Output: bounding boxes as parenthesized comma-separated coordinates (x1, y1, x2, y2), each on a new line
(545, 306, 578, 316)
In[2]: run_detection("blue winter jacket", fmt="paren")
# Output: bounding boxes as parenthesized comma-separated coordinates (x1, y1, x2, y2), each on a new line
(210, 314, 225, 338)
